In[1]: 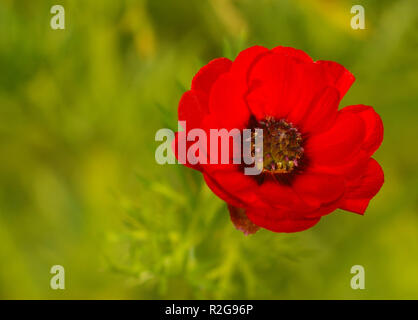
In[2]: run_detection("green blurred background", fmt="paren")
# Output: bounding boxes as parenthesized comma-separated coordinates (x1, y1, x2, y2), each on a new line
(0, 0, 417, 299)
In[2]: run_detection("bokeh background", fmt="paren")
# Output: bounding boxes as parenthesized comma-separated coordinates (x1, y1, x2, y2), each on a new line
(0, 0, 417, 299)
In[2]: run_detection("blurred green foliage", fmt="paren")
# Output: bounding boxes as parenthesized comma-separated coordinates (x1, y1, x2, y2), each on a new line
(0, 0, 417, 299)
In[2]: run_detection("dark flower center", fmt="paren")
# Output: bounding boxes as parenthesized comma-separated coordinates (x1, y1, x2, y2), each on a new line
(251, 117, 304, 174)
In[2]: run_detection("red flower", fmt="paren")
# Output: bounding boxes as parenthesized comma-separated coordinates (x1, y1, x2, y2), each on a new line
(173, 46, 384, 234)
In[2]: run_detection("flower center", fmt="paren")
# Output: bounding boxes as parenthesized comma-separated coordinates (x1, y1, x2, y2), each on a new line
(251, 117, 304, 174)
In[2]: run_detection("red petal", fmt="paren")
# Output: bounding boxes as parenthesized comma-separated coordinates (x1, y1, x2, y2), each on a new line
(291, 170, 345, 207)
(339, 158, 384, 215)
(227, 205, 260, 235)
(230, 45, 269, 83)
(246, 207, 321, 233)
(178, 90, 209, 129)
(211, 46, 270, 125)
(285, 62, 335, 130)
(297, 86, 340, 134)
(257, 178, 342, 219)
(207, 73, 251, 129)
(246, 53, 306, 120)
(203, 168, 260, 207)
(203, 173, 245, 208)
(302, 201, 340, 219)
(307, 105, 383, 176)
(306, 110, 366, 167)
(191, 57, 232, 94)
(244, 51, 352, 133)
(340, 105, 384, 158)
(345, 158, 384, 198)
(256, 179, 313, 213)
(339, 198, 371, 215)
(315, 60, 355, 98)
(271, 46, 313, 63)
